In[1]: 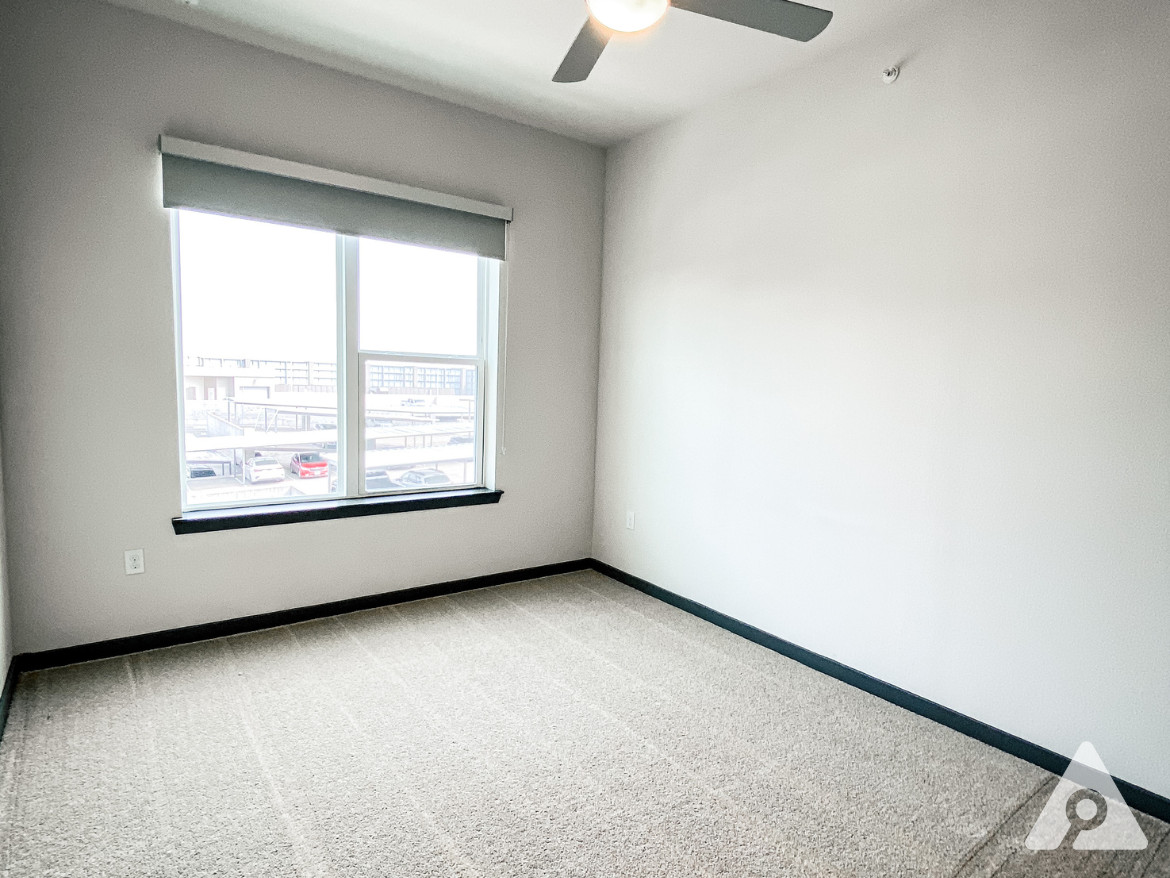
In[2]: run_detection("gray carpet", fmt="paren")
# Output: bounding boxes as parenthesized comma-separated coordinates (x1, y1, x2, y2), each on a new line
(0, 570, 1164, 876)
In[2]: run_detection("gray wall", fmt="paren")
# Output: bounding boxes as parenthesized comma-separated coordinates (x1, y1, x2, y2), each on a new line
(0, 422, 10, 675)
(0, 0, 605, 653)
(594, 0, 1170, 798)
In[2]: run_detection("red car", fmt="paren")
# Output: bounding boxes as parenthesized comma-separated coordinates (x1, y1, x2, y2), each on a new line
(290, 451, 328, 478)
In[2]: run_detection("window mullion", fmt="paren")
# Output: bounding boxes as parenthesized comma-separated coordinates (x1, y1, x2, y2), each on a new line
(355, 351, 480, 366)
(172, 211, 190, 508)
(341, 235, 362, 497)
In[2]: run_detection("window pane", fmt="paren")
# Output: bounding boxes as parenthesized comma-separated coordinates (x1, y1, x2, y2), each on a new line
(185, 441, 337, 507)
(176, 210, 340, 508)
(358, 238, 479, 356)
(363, 360, 478, 492)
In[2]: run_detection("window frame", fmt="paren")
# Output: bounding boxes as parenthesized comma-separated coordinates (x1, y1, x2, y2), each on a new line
(171, 209, 498, 518)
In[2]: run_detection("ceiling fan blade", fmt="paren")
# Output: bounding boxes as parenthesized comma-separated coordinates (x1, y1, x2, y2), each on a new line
(553, 18, 613, 82)
(671, 0, 832, 41)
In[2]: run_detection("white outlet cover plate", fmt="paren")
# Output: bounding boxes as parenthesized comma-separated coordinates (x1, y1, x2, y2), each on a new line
(124, 549, 145, 575)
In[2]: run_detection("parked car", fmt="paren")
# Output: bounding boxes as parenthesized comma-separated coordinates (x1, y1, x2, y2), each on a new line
(365, 469, 396, 492)
(185, 464, 217, 479)
(448, 435, 474, 445)
(290, 451, 328, 478)
(394, 468, 453, 490)
(245, 456, 285, 483)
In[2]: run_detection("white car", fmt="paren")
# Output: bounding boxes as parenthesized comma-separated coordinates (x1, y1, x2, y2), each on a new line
(245, 456, 285, 483)
(393, 468, 453, 490)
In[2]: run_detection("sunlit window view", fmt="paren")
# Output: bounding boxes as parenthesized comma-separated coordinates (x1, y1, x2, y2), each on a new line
(362, 360, 478, 493)
(175, 209, 490, 510)
(360, 237, 479, 356)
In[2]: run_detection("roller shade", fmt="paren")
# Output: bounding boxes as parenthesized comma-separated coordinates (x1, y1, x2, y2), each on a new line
(160, 137, 510, 260)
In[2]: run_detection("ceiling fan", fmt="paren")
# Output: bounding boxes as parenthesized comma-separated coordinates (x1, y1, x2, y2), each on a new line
(553, 0, 834, 83)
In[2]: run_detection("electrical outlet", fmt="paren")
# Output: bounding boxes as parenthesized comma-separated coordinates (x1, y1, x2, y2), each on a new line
(124, 549, 145, 575)
(625, 511, 636, 531)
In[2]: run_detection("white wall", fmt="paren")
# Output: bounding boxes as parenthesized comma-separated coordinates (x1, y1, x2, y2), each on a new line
(0, 0, 604, 653)
(594, 0, 1170, 798)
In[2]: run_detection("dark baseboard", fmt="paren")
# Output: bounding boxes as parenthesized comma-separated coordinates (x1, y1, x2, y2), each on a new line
(0, 656, 17, 748)
(16, 558, 592, 673)
(4, 555, 1166, 826)
(589, 559, 1170, 826)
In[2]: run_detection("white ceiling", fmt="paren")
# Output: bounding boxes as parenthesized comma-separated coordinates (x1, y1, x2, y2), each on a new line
(100, 0, 924, 145)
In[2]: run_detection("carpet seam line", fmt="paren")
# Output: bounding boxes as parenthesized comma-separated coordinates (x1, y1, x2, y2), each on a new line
(946, 773, 1053, 878)
(286, 620, 494, 878)
(486, 585, 868, 877)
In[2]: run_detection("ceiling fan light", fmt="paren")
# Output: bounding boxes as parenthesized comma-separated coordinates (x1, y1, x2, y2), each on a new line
(585, 0, 670, 33)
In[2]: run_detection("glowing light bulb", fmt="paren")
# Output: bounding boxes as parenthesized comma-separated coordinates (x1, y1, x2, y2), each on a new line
(585, 0, 670, 33)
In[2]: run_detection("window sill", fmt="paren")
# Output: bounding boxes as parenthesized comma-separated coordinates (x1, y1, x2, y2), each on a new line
(172, 488, 503, 534)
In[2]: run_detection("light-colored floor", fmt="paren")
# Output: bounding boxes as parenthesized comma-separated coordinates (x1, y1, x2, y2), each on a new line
(0, 570, 1165, 876)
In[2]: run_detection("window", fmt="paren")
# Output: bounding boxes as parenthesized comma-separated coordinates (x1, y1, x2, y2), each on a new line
(174, 209, 498, 512)
(165, 138, 508, 518)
